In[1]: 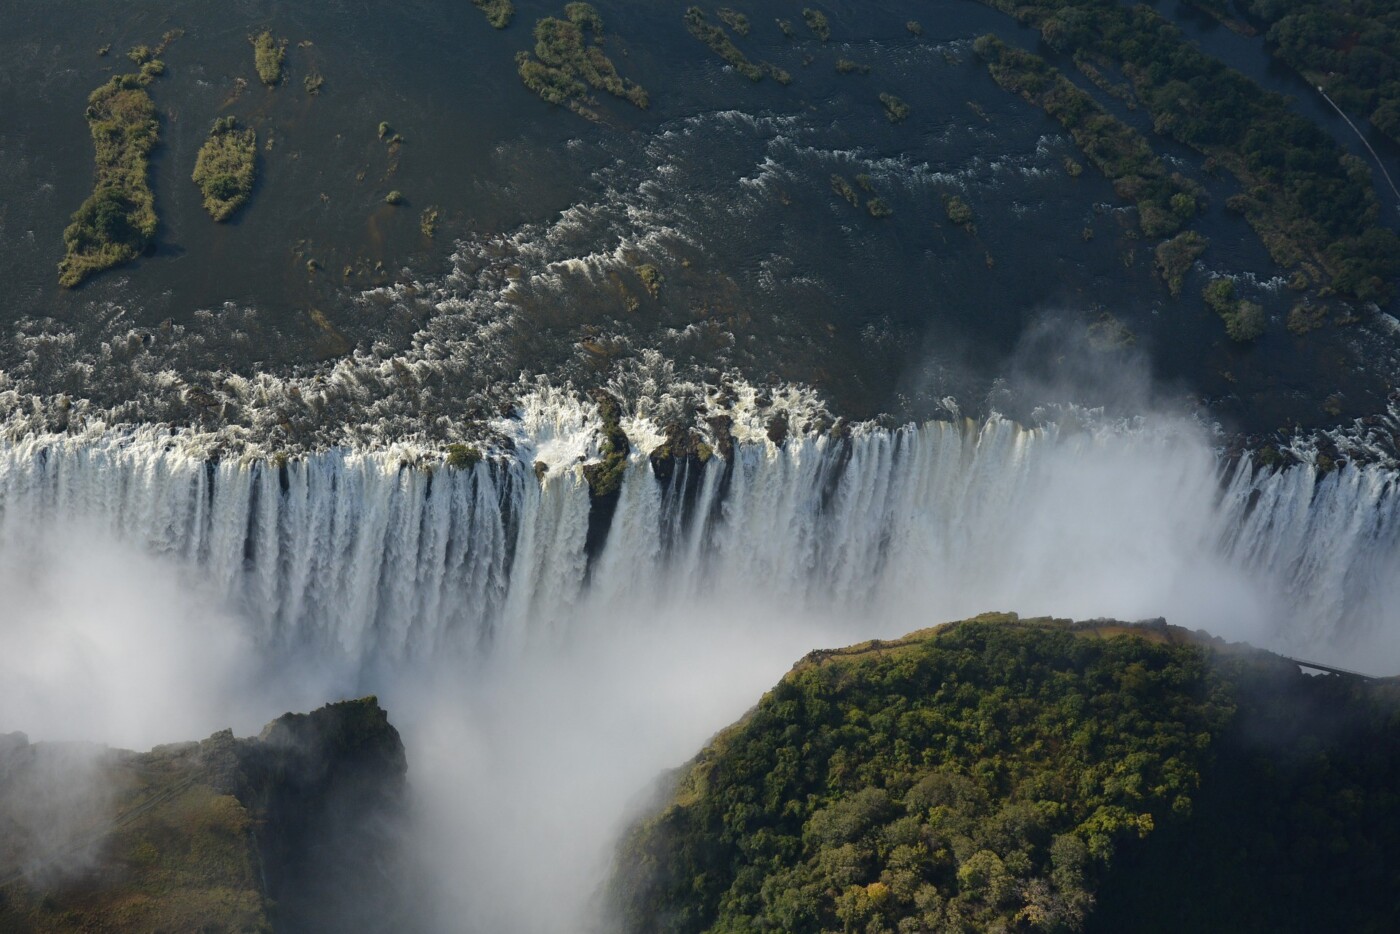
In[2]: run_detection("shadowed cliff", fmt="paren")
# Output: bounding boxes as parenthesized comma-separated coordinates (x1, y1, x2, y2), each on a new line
(0, 696, 410, 933)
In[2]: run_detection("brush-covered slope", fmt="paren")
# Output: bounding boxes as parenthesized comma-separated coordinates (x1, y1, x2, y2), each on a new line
(0, 696, 408, 933)
(607, 614, 1400, 933)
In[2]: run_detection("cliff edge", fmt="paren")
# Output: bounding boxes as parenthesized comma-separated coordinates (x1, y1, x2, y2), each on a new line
(0, 696, 408, 933)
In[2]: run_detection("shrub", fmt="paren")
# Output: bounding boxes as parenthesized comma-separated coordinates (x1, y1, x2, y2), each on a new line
(192, 117, 257, 221)
(420, 206, 440, 238)
(945, 195, 974, 227)
(802, 8, 830, 41)
(879, 92, 910, 122)
(251, 31, 285, 86)
(446, 444, 483, 469)
(519, 4, 649, 117)
(717, 8, 750, 35)
(1153, 230, 1209, 297)
(58, 76, 161, 286)
(471, 0, 514, 29)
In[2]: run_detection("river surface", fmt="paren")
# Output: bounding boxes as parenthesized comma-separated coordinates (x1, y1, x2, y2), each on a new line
(2, 0, 1397, 440)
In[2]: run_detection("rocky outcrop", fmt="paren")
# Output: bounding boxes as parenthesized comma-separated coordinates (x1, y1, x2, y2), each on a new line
(0, 697, 408, 933)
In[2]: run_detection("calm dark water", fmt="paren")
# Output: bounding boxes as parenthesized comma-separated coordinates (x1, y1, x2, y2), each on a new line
(1, 0, 1395, 437)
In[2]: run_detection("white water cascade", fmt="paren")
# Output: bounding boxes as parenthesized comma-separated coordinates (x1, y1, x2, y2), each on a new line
(1, 413, 1397, 672)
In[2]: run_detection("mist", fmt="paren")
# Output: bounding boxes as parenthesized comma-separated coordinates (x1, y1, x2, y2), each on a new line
(0, 393, 1396, 930)
(398, 599, 851, 934)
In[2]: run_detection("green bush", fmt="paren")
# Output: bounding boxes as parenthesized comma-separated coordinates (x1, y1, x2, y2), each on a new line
(192, 118, 257, 221)
(250, 31, 285, 86)
(471, 0, 514, 28)
(945, 195, 974, 227)
(58, 75, 161, 286)
(879, 92, 910, 122)
(606, 617, 1238, 933)
(1154, 230, 1209, 297)
(716, 7, 750, 35)
(518, 4, 649, 118)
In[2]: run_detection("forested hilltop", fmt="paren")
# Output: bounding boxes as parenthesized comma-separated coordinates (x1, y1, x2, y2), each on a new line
(607, 615, 1400, 933)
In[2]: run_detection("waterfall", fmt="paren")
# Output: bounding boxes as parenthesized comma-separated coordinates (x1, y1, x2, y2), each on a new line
(1, 415, 1397, 670)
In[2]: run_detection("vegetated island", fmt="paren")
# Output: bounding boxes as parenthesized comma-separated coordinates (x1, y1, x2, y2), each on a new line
(684, 7, 791, 85)
(57, 64, 166, 287)
(516, 3, 649, 120)
(472, 0, 515, 30)
(192, 116, 257, 222)
(879, 91, 911, 123)
(608, 614, 1400, 933)
(250, 30, 286, 86)
(1154, 230, 1210, 297)
(969, 0, 1400, 304)
(1204, 276, 1267, 342)
(974, 36, 1201, 240)
(1221, 0, 1400, 147)
(0, 698, 409, 932)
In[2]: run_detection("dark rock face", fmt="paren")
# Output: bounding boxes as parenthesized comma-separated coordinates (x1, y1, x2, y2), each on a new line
(0, 697, 410, 933)
(238, 697, 411, 933)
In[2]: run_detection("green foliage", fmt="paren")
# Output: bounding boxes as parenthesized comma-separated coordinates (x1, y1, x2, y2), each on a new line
(127, 44, 152, 65)
(830, 174, 859, 207)
(1088, 655, 1400, 931)
(420, 206, 441, 237)
(471, 0, 515, 29)
(1241, 0, 1400, 147)
(802, 7, 831, 41)
(879, 91, 910, 122)
(968, 0, 1400, 302)
(608, 618, 1237, 933)
(975, 35, 1199, 239)
(1286, 301, 1327, 335)
(1204, 277, 1266, 341)
(445, 443, 482, 469)
(250, 31, 285, 86)
(58, 75, 161, 287)
(866, 197, 892, 217)
(1153, 230, 1209, 297)
(1086, 312, 1137, 349)
(304, 72, 324, 95)
(835, 58, 870, 75)
(637, 263, 663, 298)
(518, 4, 649, 119)
(945, 195, 974, 227)
(384, 190, 404, 205)
(907, 20, 924, 36)
(684, 7, 789, 85)
(0, 744, 268, 931)
(583, 390, 630, 498)
(192, 117, 257, 222)
(716, 8, 749, 36)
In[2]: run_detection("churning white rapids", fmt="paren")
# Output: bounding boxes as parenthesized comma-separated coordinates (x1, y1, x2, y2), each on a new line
(1, 402, 1398, 932)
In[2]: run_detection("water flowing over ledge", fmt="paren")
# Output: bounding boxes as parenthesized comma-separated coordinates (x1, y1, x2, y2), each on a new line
(1, 413, 1397, 670)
